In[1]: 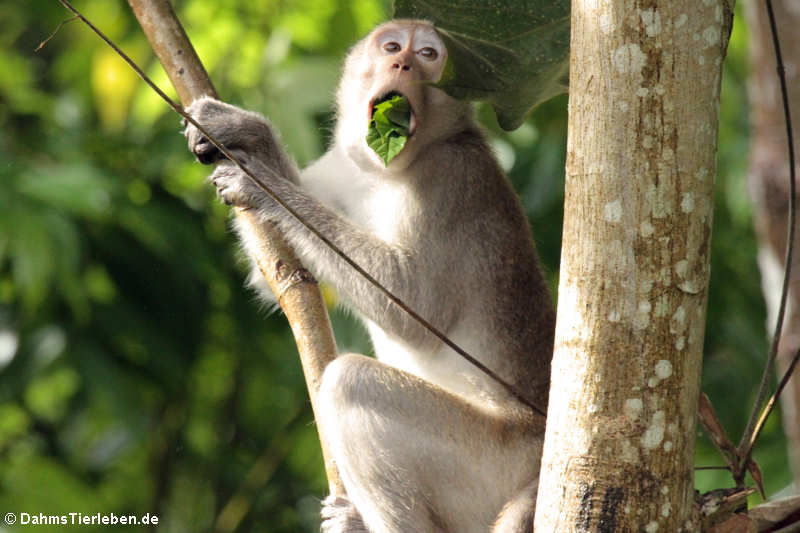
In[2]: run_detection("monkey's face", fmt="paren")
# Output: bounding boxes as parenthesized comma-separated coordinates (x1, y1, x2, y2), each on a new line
(337, 20, 471, 172)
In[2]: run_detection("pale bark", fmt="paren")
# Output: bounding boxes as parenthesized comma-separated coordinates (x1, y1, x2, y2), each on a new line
(126, 0, 344, 495)
(745, 0, 800, 489)
(535, 1, 733, 531)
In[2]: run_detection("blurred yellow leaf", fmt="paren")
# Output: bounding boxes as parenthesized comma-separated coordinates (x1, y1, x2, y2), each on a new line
(91, 46, 139, 131)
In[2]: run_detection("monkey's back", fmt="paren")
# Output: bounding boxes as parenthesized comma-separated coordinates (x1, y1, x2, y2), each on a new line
(404, 128, 555, 411)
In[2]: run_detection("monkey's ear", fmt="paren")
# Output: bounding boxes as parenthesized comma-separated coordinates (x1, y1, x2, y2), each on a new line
(392, 0, 570, 130)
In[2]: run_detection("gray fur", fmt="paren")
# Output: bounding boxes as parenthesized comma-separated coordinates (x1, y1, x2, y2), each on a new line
(185, 20, 554, 533)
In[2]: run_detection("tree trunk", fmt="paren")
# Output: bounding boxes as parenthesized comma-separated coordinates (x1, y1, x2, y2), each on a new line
(534, 1, 733, 531)
(745, 0, 800, 490)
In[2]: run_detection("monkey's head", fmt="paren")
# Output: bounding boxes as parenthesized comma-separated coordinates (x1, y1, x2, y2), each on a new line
(336, 20, 472, 172)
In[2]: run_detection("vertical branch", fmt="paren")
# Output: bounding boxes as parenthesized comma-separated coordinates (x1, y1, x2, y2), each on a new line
(745, 0, 800, 486)
(126, 0, 344, 495)
(534, 0, 733, 530)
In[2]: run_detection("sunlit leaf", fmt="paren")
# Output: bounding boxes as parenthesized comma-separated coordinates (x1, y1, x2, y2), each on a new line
(18, 165, 114, 219)
(393, 0, 570, 130)
(84, 264, 117, 304)
(92, 46, 140, 131)
(0, 49, 51, 114)
(0, 403, 30, 446)
(24, 367, 81, 423)
(10, 210, 56, 311)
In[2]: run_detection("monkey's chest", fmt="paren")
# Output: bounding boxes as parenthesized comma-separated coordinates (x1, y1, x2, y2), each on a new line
(356, 183, 416, 245)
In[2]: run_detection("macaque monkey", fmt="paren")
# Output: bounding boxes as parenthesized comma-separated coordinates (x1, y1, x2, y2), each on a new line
(185, 19, 554, 533)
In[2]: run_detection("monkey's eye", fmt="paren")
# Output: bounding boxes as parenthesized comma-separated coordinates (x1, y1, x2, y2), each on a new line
(383, 42, 401, 53)
(418, 47, 438, 60)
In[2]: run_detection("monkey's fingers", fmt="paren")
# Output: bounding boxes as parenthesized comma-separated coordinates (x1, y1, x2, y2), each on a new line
(191, 136, 224, 164)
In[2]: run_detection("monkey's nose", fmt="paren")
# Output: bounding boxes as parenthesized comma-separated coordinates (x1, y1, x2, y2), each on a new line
(391, 62, 411, 71)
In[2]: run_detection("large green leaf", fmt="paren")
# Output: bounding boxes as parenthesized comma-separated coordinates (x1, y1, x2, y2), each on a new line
(17, 164, 115, 219)
(393, 0, 570, 130)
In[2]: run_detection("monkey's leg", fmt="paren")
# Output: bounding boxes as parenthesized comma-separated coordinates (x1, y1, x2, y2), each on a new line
(491, 479, 538, 533)
(317, 354, 543, 533)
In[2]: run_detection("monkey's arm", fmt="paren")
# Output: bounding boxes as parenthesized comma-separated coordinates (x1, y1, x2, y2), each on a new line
(185, 98, 450, 346)
(226, 155, 444, 346)
(185, 97, 300, 184)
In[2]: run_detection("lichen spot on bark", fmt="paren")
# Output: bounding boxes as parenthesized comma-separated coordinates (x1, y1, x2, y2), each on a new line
(604, 200, 623, 222)
(703, 26, 721, 47)
(641, 410, 666, 449)
(639, 9, 662, 36)
(624, 398, 643, 420)
(611, 43, 647, 75)
(634, 300, 652, 330)
(675, 259, 689, 278)
(655, 360, 673, 380)
(681, 192, 695, 213)
(670, 306, 687, 334)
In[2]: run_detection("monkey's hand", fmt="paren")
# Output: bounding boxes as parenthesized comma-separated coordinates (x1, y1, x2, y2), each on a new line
(184, 97, 299, 208)
(184, 97, 281, 163)
(204, 157, 274, 208)
(320, 495, 367, 533)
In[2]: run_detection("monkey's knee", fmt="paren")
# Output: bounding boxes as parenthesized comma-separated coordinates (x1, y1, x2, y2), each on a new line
(319, 353, 374, 408)
(317, 354, 389, 504)
(317, 353, 376, 442)
(492, 478, 538, 533)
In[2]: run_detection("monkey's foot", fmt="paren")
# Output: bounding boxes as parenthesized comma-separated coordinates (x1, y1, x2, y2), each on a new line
(321, 495, 368, 533)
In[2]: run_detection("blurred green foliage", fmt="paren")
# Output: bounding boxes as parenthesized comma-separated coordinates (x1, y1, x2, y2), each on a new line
(0, 0, 791, 531)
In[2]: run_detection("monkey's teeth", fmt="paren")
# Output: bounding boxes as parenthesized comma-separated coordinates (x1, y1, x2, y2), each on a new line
(409, 111, 416, 136)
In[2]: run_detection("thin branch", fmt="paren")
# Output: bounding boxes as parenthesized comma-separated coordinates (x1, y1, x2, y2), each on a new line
(53, 0, 342, 495)
(52, 0, 546, 417)
(213, 405, 304, 533)
(737, 0, 798, 479)
(35, 15, 78, 52)
(746, 345, 800, 464)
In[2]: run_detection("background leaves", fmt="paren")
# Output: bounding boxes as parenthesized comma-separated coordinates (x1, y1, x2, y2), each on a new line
(0, 0, 790, 531)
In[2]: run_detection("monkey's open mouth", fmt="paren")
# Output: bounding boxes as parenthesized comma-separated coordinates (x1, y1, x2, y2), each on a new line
(369, 90, 416, 136)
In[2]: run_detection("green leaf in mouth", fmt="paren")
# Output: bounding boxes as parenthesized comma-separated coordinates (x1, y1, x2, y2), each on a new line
(366, 94, 411, 166)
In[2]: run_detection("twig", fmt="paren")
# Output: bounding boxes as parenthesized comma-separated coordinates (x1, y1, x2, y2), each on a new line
(746, 346, 800, 465)
(35, 15, 78, 52)
(213, 405, 304, 533)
